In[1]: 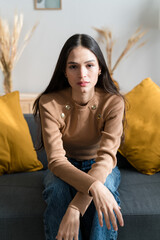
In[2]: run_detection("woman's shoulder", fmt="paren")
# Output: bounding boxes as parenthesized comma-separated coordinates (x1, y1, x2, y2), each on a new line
(39, 88, 71, 107)
(95, 88, 124, 106)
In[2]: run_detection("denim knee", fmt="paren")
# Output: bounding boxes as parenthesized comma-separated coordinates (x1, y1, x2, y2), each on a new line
(103, 166, 121, 207)
(42, 170, 79, 240)
(43, 170, 72, 205)
(104, 166, 121, 193)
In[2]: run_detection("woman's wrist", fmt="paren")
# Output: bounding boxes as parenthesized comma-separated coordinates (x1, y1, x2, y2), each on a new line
(68, 205, 80, 214)
(88, 180, 101, 196)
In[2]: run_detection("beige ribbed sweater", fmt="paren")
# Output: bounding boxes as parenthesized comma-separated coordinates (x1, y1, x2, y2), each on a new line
(39, 87, 124, 215)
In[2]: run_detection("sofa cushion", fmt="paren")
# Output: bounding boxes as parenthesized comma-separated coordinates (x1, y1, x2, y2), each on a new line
(118, 168, 160, 240)
(0, 171, 46, 218)
(0, 91, 43, 175)
(119, 78, 160, 175)
(0, 170, 46, 240)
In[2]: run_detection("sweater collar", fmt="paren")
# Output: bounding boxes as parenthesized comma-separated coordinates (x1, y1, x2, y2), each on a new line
(67, 87, 99, 111)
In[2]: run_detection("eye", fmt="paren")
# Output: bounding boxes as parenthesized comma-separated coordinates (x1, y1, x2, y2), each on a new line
(87, 64, 94, 68)
(69, 65, 77, 69)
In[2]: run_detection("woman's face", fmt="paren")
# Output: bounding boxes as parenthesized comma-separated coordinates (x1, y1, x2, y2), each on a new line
(65, 46, 101, 95)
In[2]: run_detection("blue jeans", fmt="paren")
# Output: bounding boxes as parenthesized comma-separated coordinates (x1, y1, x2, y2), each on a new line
(43, 158, 121, 240)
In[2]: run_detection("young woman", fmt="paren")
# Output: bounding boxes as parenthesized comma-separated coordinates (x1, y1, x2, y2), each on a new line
(33, 34, 125, 240)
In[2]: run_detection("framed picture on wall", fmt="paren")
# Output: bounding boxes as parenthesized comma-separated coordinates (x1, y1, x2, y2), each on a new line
(34, 0, 62, 10)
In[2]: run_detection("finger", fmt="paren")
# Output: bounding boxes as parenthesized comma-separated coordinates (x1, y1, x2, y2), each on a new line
(74, 229, 79, 240)
(97, 208, 103, 227)
(63, 232, 69, 240)
(103, 208, 111, 230)
(55, 235, 62, 240)
(56, 231, 66, 240)
(114, 207, 124, 227)
(108, 208, 118, 231)
(74, 235, 78, 240)
(68, 232, 76, 240)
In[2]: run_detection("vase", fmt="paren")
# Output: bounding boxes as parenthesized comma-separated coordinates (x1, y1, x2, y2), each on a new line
(3, 71, 12, 94)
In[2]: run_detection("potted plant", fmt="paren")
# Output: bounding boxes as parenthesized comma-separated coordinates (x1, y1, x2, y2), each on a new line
(0, 13, 38, 94)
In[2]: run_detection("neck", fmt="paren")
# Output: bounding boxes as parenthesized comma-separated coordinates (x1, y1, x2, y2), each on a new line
(72, 89, 95, 105)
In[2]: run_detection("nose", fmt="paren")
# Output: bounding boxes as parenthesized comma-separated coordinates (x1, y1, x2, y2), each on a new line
(79, 66, 87, 79)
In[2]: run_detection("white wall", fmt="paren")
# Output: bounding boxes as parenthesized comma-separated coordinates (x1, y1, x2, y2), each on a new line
(0, 0, 160, 93)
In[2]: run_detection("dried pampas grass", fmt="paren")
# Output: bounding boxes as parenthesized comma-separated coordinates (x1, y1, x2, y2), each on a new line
(94, 27, 147, 79)
(0, 13, 38, 94)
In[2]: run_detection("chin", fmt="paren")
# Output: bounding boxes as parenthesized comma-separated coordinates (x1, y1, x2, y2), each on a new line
(80, 88, 89, 93)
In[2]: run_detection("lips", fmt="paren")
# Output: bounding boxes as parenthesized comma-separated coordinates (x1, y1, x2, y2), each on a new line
(77, 81, 90, 87)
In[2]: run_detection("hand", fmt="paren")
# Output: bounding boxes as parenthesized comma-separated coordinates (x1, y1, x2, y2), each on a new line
(89, 180, 124, 231)
(56, 206, 80, 240)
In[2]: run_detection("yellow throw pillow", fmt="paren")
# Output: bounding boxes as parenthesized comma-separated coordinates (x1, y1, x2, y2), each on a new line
(0, 91, 43, 175)
(119, 78, 160, 175)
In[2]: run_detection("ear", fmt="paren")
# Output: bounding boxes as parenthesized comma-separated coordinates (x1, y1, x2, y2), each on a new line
(98, 68, 101, 76)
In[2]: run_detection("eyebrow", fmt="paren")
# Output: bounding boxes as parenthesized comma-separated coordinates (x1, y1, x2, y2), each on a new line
(67, 60, 96, 64)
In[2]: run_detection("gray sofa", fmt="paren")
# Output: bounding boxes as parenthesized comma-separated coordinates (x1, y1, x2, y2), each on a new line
(0, 114, 160, 240)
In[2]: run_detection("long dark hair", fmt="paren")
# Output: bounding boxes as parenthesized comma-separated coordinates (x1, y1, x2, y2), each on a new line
(33, 34, 126, 149)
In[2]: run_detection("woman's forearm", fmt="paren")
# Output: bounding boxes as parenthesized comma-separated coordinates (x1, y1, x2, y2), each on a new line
(69, 191, 92, 216)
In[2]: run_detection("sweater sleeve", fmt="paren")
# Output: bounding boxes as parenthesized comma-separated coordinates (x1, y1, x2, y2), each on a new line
(88, 95, 124, 183)
(39, 96, 97, 195)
